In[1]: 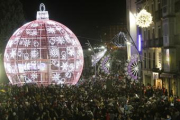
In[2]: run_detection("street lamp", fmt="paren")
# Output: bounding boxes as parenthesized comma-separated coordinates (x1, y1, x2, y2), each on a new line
(101, 46, 105, 49)
(88, 48, 92, 51)
(86, 41, 107, 79)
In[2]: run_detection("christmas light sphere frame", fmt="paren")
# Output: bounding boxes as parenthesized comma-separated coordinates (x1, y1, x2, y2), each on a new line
(4, 4, 84, 85)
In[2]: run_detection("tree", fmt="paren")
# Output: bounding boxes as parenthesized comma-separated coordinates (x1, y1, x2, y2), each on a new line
(0, 0, 25, 83)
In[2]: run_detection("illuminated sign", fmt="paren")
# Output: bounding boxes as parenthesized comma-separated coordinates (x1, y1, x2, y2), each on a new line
(138, 35, 142, 52)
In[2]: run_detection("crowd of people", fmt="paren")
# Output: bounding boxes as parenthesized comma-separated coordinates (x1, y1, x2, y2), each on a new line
(0, 75, 180, 120)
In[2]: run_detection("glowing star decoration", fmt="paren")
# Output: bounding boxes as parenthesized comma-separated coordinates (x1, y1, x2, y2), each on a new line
(31, 49, 39, 58)
(47, 27, 56, 34)
(4, 3, 84, 85)
(61, 62, 68, 71)
(67, 47, 75, 56)
(56, 37, 65, 45)
(52, 72, 61, 81)
(31, 73, 38, 80)
(24, 39, 31, 47)
(49, 47, 59, 58)
(136, 9, 153, 28)
(10, 49, 16, 58)
(124, 54, 139, 82)
(8, 41, 13, 47)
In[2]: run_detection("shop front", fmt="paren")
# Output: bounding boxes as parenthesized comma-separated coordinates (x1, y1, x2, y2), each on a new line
(160, 73, 179, 96)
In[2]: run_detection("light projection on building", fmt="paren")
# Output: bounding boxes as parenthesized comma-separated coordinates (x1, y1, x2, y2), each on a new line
(166, 49, 170, 66)
(4, 3, 84, 85)
(158, 53, 162, 70)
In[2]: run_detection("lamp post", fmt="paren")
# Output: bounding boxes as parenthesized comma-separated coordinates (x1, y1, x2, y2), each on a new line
(86, 40, 97, 80)
(86, 41, 107, 80)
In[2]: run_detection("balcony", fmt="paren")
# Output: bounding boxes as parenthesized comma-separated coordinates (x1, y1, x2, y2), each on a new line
(174, 34, 180, 45)
(162, 6, 167, 16)
(154, 37, 163, 47)
(175, 0, 180, 13)
(155, 9, 162, 21)
(136, 0, 146, 4)
(142, 37, 163, 48)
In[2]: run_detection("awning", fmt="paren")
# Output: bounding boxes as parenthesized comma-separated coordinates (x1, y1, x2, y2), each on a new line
(160, 73, 176, 78)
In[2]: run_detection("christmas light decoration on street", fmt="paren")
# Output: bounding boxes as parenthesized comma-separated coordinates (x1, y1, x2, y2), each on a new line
(136, 9, 152, 28)
(112, 32, 128, 48)
(4, 3, 84, 85)
(91, 48, 107, 67)
(124, 54, 139, 82)
(100, 55, 110, 74)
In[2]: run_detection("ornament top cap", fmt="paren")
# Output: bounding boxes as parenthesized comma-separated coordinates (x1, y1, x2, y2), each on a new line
(36, 3, 49, 20)
(40, 3, 46, 11)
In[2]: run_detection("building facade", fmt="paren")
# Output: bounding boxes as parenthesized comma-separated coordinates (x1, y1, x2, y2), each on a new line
(100, 23, 126, 43)
(126, 0, 180, 96)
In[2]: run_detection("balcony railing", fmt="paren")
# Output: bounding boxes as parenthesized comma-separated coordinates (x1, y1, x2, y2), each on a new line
(175, 0, 180, 13)
(155, 37, 163, 47)
(142, 37, 163, 48)
(136, 0, 146, 4)
(155, 9, 162, 21)
(174, 34, 180, 45)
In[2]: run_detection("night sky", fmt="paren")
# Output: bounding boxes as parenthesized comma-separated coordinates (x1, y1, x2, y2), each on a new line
(20, 0, 126, 44)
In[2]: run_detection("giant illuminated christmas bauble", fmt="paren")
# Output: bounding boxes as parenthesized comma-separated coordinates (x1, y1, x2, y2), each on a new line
(4, 3, 84, 85)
